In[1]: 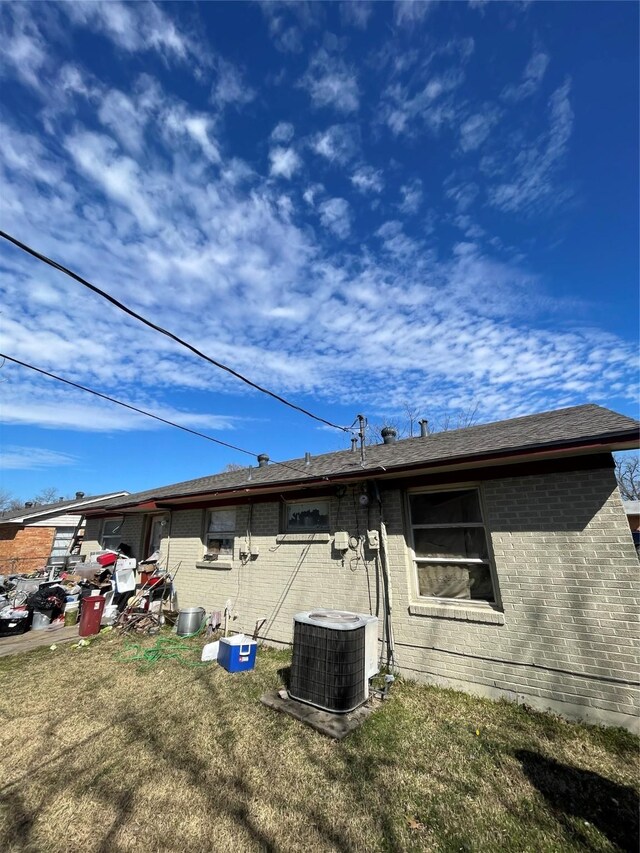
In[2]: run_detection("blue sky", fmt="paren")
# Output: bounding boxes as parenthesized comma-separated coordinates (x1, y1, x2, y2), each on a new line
(0, 0, 638, 501)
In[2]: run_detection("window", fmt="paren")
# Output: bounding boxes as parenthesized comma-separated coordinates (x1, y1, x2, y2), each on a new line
(145, 515, 167, 559)
(101, 517, 124, 551)
(285, 500, 329, 532)
(408, 488, 496, 603)
(203, 508, 236, 562)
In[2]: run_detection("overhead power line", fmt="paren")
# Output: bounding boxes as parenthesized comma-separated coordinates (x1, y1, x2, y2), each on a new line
(0, 353, 322, 480)
(0, 230, 351, 433)
(0, 353, 255, 456)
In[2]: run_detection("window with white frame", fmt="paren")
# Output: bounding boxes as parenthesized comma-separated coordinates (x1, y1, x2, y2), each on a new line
(284, 499, 329, 532)
(203, 508, 236, 562)
(408, 488, 496, 603)
(101, 517, 124, 551)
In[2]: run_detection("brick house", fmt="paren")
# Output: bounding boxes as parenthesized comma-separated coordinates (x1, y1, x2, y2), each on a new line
(0, 491, 128, 575)
(80, 404, 639, 731)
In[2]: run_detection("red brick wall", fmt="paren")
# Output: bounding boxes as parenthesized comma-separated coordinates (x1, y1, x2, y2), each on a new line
(0, 525, 55, 574)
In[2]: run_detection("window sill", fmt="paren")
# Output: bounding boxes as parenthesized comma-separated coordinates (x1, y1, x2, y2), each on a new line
(195, 560, 233, 571)
(275, 532, 331, 544)
(408, 601, 505, 625)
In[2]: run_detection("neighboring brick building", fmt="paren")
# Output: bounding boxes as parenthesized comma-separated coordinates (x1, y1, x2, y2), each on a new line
(622, 500, 640, 546)
(0, 524, 56, 574)
(0, 491, 129, 575)
(81, 404, 640, 731)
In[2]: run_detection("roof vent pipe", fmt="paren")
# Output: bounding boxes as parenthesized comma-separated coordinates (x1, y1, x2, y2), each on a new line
(381, 427, 397, 445)
(304, 452, 311, 466)
(75, 491, 85, 500)
(351, 437, 358, 452)
(257, 453, 270, 468)
(418, 419, 429, 437)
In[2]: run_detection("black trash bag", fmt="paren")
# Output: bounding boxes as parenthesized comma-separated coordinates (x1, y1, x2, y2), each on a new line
(27, 584, 68, 616)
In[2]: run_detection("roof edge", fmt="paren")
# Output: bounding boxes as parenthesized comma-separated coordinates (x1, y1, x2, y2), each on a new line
(82, 430, 637, 515)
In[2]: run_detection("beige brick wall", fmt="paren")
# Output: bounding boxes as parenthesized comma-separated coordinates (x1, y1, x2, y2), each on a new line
(86, 466, 640, 731)
(386, 467, 640, 732)
(80, 516, 145, 558)
(164, 497, 377, 646)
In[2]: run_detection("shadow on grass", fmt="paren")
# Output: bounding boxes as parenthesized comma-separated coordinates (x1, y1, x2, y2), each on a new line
(277, 664, 290, 688)
(515, 748, 640, 853)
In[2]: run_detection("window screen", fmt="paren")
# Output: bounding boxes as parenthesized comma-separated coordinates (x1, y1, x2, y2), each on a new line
(409, 489, 496, 603)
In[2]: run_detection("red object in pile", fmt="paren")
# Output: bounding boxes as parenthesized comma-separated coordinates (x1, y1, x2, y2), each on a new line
(96, 552, 118, 567)
(140, 572, 163, 587)
(79, 595, 106, 636)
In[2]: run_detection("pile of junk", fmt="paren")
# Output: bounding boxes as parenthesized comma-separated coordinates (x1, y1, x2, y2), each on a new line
(0, 547, 176, 639)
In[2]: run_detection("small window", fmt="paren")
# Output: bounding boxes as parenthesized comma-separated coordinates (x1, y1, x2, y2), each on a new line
(101, 517, 124, 551)
(145, 515, 168, 559)
(203, 508, 236, 562)
(408, 488, 496, 603)
(285, 500, 329, 532)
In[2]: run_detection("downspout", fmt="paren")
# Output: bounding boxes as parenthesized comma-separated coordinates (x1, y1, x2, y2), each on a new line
(372, 480, 396, 671)
(165, 511, 174, 608)
(165, 510, 173, 569)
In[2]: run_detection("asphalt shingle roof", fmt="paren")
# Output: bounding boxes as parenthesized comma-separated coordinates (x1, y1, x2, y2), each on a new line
(0, 492, 128, 522)
(97, 403, 638, 511)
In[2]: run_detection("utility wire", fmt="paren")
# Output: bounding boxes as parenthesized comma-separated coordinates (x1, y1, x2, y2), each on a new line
(0, 230, 351, 433)
(0, 353, 323, 480)
(0, 353, 255, 456)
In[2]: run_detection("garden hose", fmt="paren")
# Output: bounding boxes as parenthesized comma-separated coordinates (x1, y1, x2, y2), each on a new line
(116, 630, 208, 670)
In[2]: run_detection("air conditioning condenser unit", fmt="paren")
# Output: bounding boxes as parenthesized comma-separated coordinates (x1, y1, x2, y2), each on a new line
(289, 609, 379, 713)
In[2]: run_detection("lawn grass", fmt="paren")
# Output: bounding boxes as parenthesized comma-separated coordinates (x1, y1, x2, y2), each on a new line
(0, 631, 637, 853)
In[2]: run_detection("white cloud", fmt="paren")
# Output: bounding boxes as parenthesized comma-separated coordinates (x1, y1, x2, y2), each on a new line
(376, 220, 421, 258)
(0, 120, 66, 189)
(60, 1, 204, 67)
(311, 124, 359, 164)
(318, 198, 351, 237)
(261, 2, 323, 54)
(394, 1, 437, 27)
(64, 131, 158, 230)
(300, 49, 359, 113)
(0, 4, 48, 93)
(487, 80, 573, 213)
(0, 446, 78, 471)
(340, 2, 373, 29)
(0, 375, 239, 433)
(271, 122, 295, 143)
(380, 70, 464, 137)
(98, 89, 148, 153)
(269, 146, 302, 179)
(459, 109, 500, 152)
(502, 50, 550, 103)
(0, 43, 634, 446)
(159, 97, 222, 165)
(303, 183, 325, 206)
(350, 166, 384, 194)
(445, 178, 480, 212)
(58, 64, 93, 98)
(398, 179, 423, 214)
(211, 58, 255, 107)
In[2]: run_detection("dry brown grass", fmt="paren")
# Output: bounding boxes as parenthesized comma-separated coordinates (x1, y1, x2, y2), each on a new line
(0, 632, 637, 853)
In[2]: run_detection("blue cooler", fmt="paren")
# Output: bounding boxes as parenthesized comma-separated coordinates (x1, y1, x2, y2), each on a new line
(217, 635, 257, 673)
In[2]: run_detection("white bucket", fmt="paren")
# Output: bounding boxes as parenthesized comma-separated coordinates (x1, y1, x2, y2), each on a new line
(32, 611, 52, 630)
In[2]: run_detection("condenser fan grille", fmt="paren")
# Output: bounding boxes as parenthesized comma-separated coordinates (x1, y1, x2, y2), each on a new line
(289, 620, 366, 713)
(308, 610, 360, 624)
